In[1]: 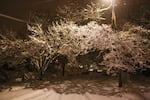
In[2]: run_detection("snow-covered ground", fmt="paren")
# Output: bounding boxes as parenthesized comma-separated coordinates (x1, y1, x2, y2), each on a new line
(0, 75, 150, 100)
(0, 87, 149, 100)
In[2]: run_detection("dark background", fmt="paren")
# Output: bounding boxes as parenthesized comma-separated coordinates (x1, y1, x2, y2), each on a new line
(0, 0, 149, 37)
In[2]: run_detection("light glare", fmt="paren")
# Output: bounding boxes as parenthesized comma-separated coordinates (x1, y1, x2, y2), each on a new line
(102, 0, 113, 5)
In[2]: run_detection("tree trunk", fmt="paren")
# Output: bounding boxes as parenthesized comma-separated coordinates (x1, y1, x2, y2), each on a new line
(118, 69, 123, 87)
(2, 70, 9, 81)
(39, 71, 43, 80)
(62, 64, 65, 76)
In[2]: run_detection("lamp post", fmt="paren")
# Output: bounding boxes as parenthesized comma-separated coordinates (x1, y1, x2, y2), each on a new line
(111, 0, 117, 30)
(99, 0, 117, 30)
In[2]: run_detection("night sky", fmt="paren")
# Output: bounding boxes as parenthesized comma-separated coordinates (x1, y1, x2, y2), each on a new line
(0, 0, 63, 20)
(0, 0, 58, 36)
(0, 0, 67, 32)
(0, 0, 93, 20)
(0, 0, 93, 29)
(0, 0, 149, 32)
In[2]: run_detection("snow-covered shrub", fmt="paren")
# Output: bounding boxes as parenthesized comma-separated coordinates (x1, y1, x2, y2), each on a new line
(27, 20, 82, 79)
(0, 19, 149, 80)
(27, 19, 150, 76)
(83, 22, 150, 75)
(0, 39, 33, 80)
(0, 40, 25, 66)
(101, 25, 150, 75)
(123, 23, 150, 40)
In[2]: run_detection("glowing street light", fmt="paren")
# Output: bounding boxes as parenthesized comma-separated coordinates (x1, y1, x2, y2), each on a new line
(99, 0, 113, 12)
(102, 0, 113, 6)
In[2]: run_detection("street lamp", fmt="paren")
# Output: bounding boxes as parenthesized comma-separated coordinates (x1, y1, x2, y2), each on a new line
(99, 0, 117, 30)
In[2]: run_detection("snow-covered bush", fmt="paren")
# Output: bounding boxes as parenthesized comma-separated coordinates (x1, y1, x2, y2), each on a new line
(27, 20, 82, 79)
(0, 39, 32, 80)
(27, 19, 150, 76)
(101, 25, 150, 75)
(1, 20, 149, 80)
(0, 40, 25, 67)
(78, 22, 150, 75)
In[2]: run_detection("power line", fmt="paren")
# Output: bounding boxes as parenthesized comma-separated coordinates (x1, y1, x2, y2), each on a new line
(0, 13, 27, 23)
